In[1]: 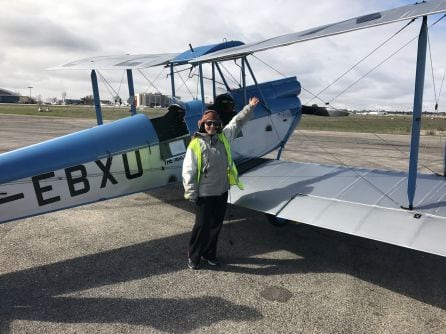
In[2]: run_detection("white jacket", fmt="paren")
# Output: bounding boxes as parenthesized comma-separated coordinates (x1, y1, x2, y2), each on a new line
(182, 104, 254, 201)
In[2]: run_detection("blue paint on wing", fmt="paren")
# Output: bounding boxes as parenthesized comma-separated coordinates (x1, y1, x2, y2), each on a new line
(173, 41, 244, 64)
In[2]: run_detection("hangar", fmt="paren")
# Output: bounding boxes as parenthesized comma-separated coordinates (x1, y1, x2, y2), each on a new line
(0, 88, 20, 103)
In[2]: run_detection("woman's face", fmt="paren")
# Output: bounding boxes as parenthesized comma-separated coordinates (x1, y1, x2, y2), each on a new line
(204, 120, 221, 135)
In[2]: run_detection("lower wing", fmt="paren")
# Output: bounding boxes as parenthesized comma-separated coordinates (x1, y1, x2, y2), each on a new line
(232, 159, 446, 257)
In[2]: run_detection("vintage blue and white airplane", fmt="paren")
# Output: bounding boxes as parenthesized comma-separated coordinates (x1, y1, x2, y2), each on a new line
(1, 0, 446, 257)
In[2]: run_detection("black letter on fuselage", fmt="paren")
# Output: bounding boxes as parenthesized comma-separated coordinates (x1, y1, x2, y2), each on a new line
(0, 193, 24, 205)
(32, 172, 61, 206)
(123, 150, 143, 179)
(65, 165, 90, 196)
(95, 157, 117, 188)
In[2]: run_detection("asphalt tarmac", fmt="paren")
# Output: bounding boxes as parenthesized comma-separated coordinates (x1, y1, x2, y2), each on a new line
(1, 114, 445, 334)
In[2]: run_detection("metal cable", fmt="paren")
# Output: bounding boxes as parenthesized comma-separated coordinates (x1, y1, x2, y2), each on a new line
(220, 62, 242, 87)
(117, 71, 125, 96)
(176, 71, 195, 99)
(96, 70, 121, 101)
(427, 31, 438, 108)
(251, 54, 335, 109)
(295, 130, 404, 207)
(137, 69, 162, 94)
(328, 14, 446, 104)
(306, 19, 415, 105)
(437, 69, 446, 110)
(250, 27, 446, 203)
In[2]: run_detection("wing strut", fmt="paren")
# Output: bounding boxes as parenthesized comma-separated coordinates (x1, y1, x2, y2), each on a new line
(241, 57, 247, 105)
(127, 69, 136, 115)
(170, 64, 176, 98)
(407, 16, 428, 210)
(244, 58, 271, 112)
(199, 63, 205, 112)
(91, 70, 103, 125)
(212, 63, 217, 101)
(214, 62, 231, 91)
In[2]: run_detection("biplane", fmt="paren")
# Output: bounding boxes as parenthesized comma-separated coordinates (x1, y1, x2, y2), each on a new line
(1, 0, 446, 258)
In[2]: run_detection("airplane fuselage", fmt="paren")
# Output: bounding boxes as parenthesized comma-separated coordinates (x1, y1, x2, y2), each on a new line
(0, 77, 301, 223)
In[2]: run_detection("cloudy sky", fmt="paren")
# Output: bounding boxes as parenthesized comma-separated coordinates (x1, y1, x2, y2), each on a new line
(1, 0, 446, 111)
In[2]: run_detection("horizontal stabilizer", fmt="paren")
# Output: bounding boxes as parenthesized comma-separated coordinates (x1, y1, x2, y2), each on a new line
(195, 0, 446, 63)
(232, 160, 446, 257)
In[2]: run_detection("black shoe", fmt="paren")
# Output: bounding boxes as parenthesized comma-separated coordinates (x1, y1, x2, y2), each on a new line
(187, 258, 200, 270)
(201, 257, 220, 266)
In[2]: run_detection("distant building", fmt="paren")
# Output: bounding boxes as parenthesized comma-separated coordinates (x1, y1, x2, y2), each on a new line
(0, 88, 20, 103)
(135, 93, 171, 108)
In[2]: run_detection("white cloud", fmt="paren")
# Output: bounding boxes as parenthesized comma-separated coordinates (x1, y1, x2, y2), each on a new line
(1, 0, 445, 111)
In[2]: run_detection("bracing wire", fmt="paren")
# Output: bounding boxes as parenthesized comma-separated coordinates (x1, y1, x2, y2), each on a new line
(327, 36, 417, 105)
(252, 54, 286, 77)
(117, 71, 125, 97)
(176, 71, 195, 99)
(329, 30, 438, 174)
(137, 69, 162, 94)
(195, 70, 200, 99)
(251, 54, 331, 108)
(324, 15, 446, 176)
(427, 32, 438, 109)
(439, 69, 446, 107)
(220, 62, 241, 87)
(96, 70, 121, 102)
(152, 67, 167, 88)
(249, 19, 446, 203)
(240, 56, 283, 141)
(292, 129, 405, 207)
(189, 73, 225, 86)
(306, 19, 415, 105)
(328, 14, 446, 105)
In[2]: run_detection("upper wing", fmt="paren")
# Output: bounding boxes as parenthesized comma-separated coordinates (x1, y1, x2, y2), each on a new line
(50, 2, 446, 69)
(49, 53, 179, 70)
(48, 41, 245, 70)
(232, 159, 446, 257)
(194, 0, 446, 63)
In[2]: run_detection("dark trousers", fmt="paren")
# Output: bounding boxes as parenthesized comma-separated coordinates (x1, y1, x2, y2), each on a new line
(188, 192, 228, 263)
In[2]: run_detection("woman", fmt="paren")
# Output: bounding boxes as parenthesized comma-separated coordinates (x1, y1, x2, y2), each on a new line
(182, 96, 259, 269)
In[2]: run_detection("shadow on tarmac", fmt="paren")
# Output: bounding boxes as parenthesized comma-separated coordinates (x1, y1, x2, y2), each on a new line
(1, 185, 445, 331)
(1, 296, 260, 332)
(0, 219, 262, 332)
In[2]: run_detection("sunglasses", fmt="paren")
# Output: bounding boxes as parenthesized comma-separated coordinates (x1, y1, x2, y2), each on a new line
(204, 120, 221, 127)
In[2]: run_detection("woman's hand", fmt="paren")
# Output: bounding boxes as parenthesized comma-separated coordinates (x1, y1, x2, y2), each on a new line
(249, 97, 259, 107)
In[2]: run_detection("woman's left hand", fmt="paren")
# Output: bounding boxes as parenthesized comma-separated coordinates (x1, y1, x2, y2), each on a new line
(249, 97, 259, 107)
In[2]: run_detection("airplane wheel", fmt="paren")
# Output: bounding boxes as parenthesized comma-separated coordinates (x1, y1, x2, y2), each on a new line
(266, 214, 289, 227)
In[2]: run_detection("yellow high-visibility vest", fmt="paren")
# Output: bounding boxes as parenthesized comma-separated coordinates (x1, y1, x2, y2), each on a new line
(188, 133, 244, 190)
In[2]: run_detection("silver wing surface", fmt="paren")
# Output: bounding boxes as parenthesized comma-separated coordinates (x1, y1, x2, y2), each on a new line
(49, 53, 179, 70)
(232, 159, 446, 257)
(194, 0, 446, 63)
